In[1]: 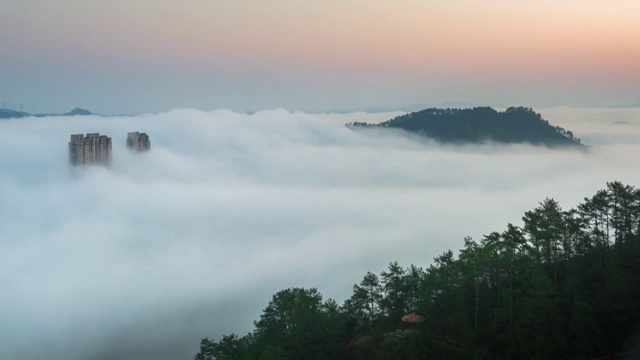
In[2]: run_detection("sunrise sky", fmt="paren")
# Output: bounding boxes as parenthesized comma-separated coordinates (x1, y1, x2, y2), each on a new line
(1, 0, 639, 113)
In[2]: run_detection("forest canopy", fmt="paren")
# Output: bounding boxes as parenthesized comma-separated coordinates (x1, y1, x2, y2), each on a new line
(195, 181, 640, 360)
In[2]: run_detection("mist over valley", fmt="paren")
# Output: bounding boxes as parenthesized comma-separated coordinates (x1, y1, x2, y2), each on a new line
(1, 107, 640, 359)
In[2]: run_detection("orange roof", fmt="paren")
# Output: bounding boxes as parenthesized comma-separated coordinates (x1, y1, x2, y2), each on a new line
(401, 312, 425, 323)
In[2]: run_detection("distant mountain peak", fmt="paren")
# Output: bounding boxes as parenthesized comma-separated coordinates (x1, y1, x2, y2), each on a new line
(64, 108, 93, 116)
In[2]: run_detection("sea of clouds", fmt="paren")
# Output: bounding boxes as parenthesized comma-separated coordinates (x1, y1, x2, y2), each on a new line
(1, 107, 639, 359)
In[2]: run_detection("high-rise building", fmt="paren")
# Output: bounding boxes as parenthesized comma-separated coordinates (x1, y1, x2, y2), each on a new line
(69, 134, 85, 165)
(69, 133, 112, 166)
(127, 132, 151, 151)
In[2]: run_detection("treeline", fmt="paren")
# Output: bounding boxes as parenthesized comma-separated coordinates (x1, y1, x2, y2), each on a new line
(348, 106, 583, 147)
(195, 182, 640, 360)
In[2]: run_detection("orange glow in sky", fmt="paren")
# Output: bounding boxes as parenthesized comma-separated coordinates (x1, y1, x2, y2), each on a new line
(1, 0, 638, 112)
(5, 1, 638, 71)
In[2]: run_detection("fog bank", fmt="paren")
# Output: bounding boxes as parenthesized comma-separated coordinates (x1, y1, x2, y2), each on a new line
(1, 107, 639, 359)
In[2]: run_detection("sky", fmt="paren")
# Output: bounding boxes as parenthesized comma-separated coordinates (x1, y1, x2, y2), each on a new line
(1, 107, 640, 359)
(1, 0, 639, 114)
(1, 1, 640, 358)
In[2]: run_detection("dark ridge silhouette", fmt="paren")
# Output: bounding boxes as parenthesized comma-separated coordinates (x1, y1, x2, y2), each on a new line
(63, 108, 93, 116)
(349, 106, 584, 147)
(0, 107, 96, 119)
(0, 108, 30, 119)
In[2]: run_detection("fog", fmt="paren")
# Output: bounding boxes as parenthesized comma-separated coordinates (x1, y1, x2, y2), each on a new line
(1, 107, 639, 359)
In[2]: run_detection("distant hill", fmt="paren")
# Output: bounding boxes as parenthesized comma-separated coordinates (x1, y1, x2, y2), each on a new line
(608, 103, 640, 109)
(63, 108, 93, 116)
(0, 108, 31, 119)
(349, 106, 584, 147)
(0, 108, 95, 119)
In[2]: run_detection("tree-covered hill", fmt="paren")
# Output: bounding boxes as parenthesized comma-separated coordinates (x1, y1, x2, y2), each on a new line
(194, 181, 640, 360)
(0, 108, 31, 119)
(349, 107, 584, 147)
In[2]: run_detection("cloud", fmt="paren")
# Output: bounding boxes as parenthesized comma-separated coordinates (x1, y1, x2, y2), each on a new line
(539, 106, 640, 145)
(0, 107, 639, 359)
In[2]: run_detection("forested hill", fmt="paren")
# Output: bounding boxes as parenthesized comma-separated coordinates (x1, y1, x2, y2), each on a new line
(349, 106, 584, 147)
(194, 181, 640, 360)
(0, 108, 31, 119)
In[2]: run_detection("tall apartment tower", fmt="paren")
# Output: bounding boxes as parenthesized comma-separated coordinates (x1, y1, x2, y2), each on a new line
(69, 134, 85, 165)
(127, 132, 151, 151)
(69, 133, 112, 166)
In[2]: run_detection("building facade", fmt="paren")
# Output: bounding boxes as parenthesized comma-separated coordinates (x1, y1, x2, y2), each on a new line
(69, 133, 112, 166)
(127, 132, 151, 151)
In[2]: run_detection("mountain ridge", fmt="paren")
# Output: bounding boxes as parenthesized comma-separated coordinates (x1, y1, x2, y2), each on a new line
(0, 107, 96, 119)
(349, 106, 584, 148)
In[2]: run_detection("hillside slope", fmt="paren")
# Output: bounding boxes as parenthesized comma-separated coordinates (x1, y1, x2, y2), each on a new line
(350, 106, 584, 147)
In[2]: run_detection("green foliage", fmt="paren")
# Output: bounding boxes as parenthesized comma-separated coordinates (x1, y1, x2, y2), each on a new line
(195, 334, 250, 360)
(378, 336, 407, 360)
(252, 287, 344, 360)
(195, 182, 640, 359)
(258, 346, 287, 360)
(347, 335, 376, 360)
(349, 272, 383, 332)
(349, 106, 584, 147)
